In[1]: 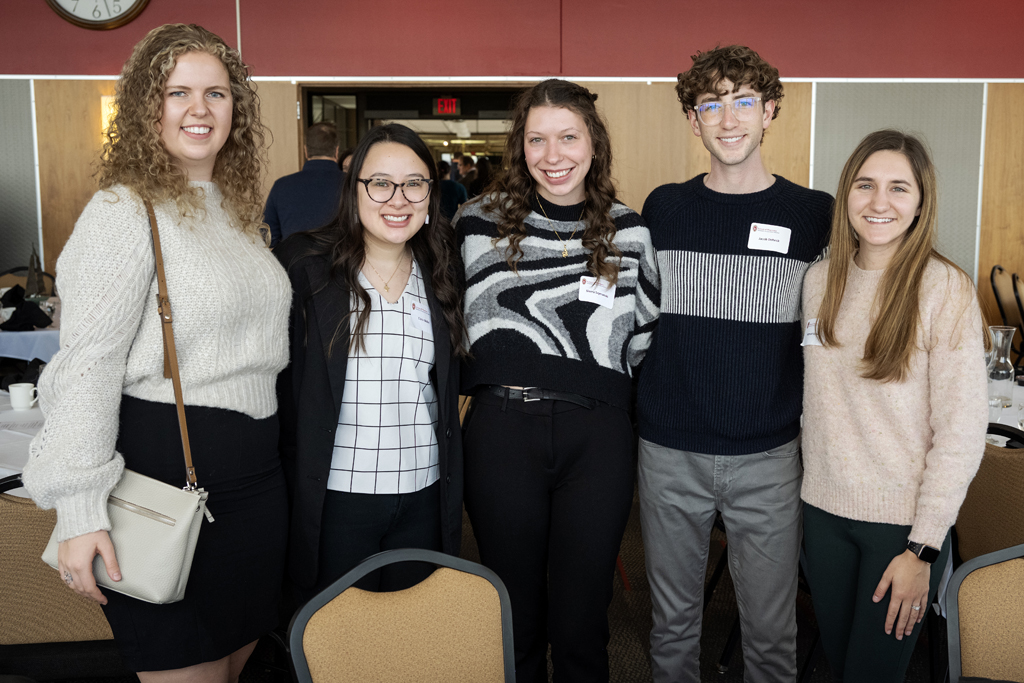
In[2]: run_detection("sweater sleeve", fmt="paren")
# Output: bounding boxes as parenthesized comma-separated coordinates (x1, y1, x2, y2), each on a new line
(22, 190, 155, 542)
(909, 268, 988, 547)
(626, 223, 660, 370)
(264, 184, 282, 248)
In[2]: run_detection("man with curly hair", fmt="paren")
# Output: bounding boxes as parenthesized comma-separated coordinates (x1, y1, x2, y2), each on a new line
(636, 45, 832, 682)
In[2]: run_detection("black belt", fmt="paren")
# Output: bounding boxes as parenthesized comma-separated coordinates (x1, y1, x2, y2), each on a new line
(482, 385, 597, 409)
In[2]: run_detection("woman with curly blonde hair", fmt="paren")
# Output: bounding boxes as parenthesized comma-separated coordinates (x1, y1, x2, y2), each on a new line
(455, 78, 659, 682)
(23, 23, 290, 682)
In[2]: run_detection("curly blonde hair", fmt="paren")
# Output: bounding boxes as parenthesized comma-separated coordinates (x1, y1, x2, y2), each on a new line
(98, 23, 267, 237)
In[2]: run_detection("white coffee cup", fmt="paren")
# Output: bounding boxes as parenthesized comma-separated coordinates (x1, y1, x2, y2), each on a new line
(9, 383, 39, 410)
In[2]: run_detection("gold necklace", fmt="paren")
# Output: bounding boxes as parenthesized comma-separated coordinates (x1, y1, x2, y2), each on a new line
(537, 195, 586, 258)
(366, 255, 406, 293)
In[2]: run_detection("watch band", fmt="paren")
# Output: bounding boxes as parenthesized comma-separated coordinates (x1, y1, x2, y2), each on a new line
(907, 540, 940, 563)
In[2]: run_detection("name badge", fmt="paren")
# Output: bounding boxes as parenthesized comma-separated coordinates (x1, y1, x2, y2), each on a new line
(748, 223, 792, 254)
(579, 276, 616, 309)
(801, 318, 823, 347)
(409, 300, 432, 332)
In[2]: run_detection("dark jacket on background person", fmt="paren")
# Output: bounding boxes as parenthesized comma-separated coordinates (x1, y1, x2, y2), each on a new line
(457, 168, 477, 196)
(273, 234, 464, 590)
(264, 160, 344, 247)
(439, 179, 468, 223)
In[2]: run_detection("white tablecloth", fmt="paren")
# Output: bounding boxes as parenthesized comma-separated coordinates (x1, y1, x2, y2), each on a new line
(0, 391, 42, 497)
(0, 329, 61, 362)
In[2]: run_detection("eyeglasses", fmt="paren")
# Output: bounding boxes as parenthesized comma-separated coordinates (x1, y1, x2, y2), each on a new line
(357, 178, 433, 203)
(695, 97, 763, 126)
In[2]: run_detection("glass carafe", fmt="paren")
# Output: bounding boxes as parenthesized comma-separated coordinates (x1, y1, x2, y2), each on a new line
(987, 325, 1016, 412)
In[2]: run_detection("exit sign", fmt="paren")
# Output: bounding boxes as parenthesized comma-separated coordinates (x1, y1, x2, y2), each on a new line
(433, 97, 461, 116)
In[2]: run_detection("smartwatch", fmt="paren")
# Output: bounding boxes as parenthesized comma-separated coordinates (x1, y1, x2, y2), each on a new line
(907, 540, 941, 564)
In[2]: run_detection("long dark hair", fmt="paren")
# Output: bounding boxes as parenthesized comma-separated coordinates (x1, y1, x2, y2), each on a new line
(483, 79, 622, 284)
(307, 123, 467, 356)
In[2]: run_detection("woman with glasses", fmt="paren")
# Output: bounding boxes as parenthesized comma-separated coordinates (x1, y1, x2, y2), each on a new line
(454, 79, 659, 683)
(275, 123, 467, 601)
(800, 130, 987, 681)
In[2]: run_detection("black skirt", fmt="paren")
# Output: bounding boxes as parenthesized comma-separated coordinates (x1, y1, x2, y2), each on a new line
(100, 395, 288, 672)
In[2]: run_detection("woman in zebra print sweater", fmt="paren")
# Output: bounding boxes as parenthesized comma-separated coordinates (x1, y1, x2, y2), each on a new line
(454, 78, 659, 683)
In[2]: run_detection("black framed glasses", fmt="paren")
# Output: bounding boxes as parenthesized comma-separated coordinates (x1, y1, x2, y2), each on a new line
(357, 178, 433, 203)
(695, 96, 763, 125)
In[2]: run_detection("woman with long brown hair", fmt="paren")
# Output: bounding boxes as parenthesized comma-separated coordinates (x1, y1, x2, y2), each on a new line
(23, 23, 289, 682)
(455, 79, 659, 683)
(274, 123, 467, 603)
(800, 129, 988, 681)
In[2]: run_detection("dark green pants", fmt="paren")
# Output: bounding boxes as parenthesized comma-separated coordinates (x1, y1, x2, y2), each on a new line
(802, 503, 950, 683)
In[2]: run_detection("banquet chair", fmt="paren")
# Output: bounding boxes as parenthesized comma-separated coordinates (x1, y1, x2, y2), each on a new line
(990, 265, 1023, 367)
(288, 547, 515, 683)
(946, 542, 1024, 683)
(955, 424, 1024, 564)
(0, 474, 130, 680)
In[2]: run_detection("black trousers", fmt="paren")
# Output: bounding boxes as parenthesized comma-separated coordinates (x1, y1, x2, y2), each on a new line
(463, 390, 635, 683)
(803, 503, 951, 683)
(315, 481, 442, 594)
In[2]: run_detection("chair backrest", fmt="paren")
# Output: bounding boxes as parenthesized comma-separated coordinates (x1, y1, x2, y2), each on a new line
(0, 267, 56, 297)
(992, 266, 1024, 346)
(289, 548, 515, 683)
(0, 476, 113, 645)
(1013, 273, 1024, 360)
(947, 543, 1024, 683)
(956, 432, 1024, 563)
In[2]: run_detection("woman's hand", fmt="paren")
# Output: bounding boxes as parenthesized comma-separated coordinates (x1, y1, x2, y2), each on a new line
(872, 549, 932, 639)
(57, 530, 121, 605)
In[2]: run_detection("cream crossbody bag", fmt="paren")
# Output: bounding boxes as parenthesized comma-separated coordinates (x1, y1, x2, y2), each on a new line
(42, 200, 212, 604)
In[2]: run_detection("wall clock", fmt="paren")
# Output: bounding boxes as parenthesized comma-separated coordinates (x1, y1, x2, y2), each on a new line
(45, 0, 151, 30)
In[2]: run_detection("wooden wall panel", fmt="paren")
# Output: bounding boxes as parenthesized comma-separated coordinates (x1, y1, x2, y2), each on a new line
(583, 81, 813, 214)
(35, 80, 116, 275)
(978, 83, 1024, 326)
(762, 82, 812, 188)
(257, 81, 302, 201)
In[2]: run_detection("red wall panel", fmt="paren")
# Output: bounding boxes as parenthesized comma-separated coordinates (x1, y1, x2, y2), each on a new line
(561, 0, 1024, 79)
(241, 0, 560, 77)
(2, 1, 237, 75)
(3, 0, 1022, 79)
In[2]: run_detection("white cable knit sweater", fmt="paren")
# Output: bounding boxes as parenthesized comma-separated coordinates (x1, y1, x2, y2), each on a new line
(23, 183, 291, 542)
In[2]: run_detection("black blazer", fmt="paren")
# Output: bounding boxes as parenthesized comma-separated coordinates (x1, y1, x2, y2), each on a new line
(275, 234, 463, 589)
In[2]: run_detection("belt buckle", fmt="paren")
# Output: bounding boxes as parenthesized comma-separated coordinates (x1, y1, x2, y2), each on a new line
(521, 387, 541, 402)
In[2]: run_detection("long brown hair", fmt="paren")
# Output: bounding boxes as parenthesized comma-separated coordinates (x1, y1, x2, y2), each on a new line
(98, 23, 267, 237)
(817, 129, 986, 382)
(307, 124, 467, 357)
(482, 79, 622, 284)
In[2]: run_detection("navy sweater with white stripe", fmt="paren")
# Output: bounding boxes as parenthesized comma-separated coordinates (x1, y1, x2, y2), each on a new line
(637, 174, 832, 455)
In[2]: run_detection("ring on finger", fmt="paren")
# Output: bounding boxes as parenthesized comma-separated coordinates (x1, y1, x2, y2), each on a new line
(63, 571, 73, 585)
(911, 605, 921, 611)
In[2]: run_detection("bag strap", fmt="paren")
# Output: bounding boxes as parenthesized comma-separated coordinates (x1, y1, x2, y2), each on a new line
(144, 200, 198, 490)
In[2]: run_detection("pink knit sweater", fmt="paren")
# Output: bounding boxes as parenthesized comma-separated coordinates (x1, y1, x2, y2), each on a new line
(800, 257, 987, 548)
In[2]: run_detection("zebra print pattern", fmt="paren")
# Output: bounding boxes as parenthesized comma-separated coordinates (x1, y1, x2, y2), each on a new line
(455, 194, 659, 407)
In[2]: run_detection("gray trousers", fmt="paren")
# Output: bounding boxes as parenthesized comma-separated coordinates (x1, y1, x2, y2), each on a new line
(638, 436, 803, 683)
